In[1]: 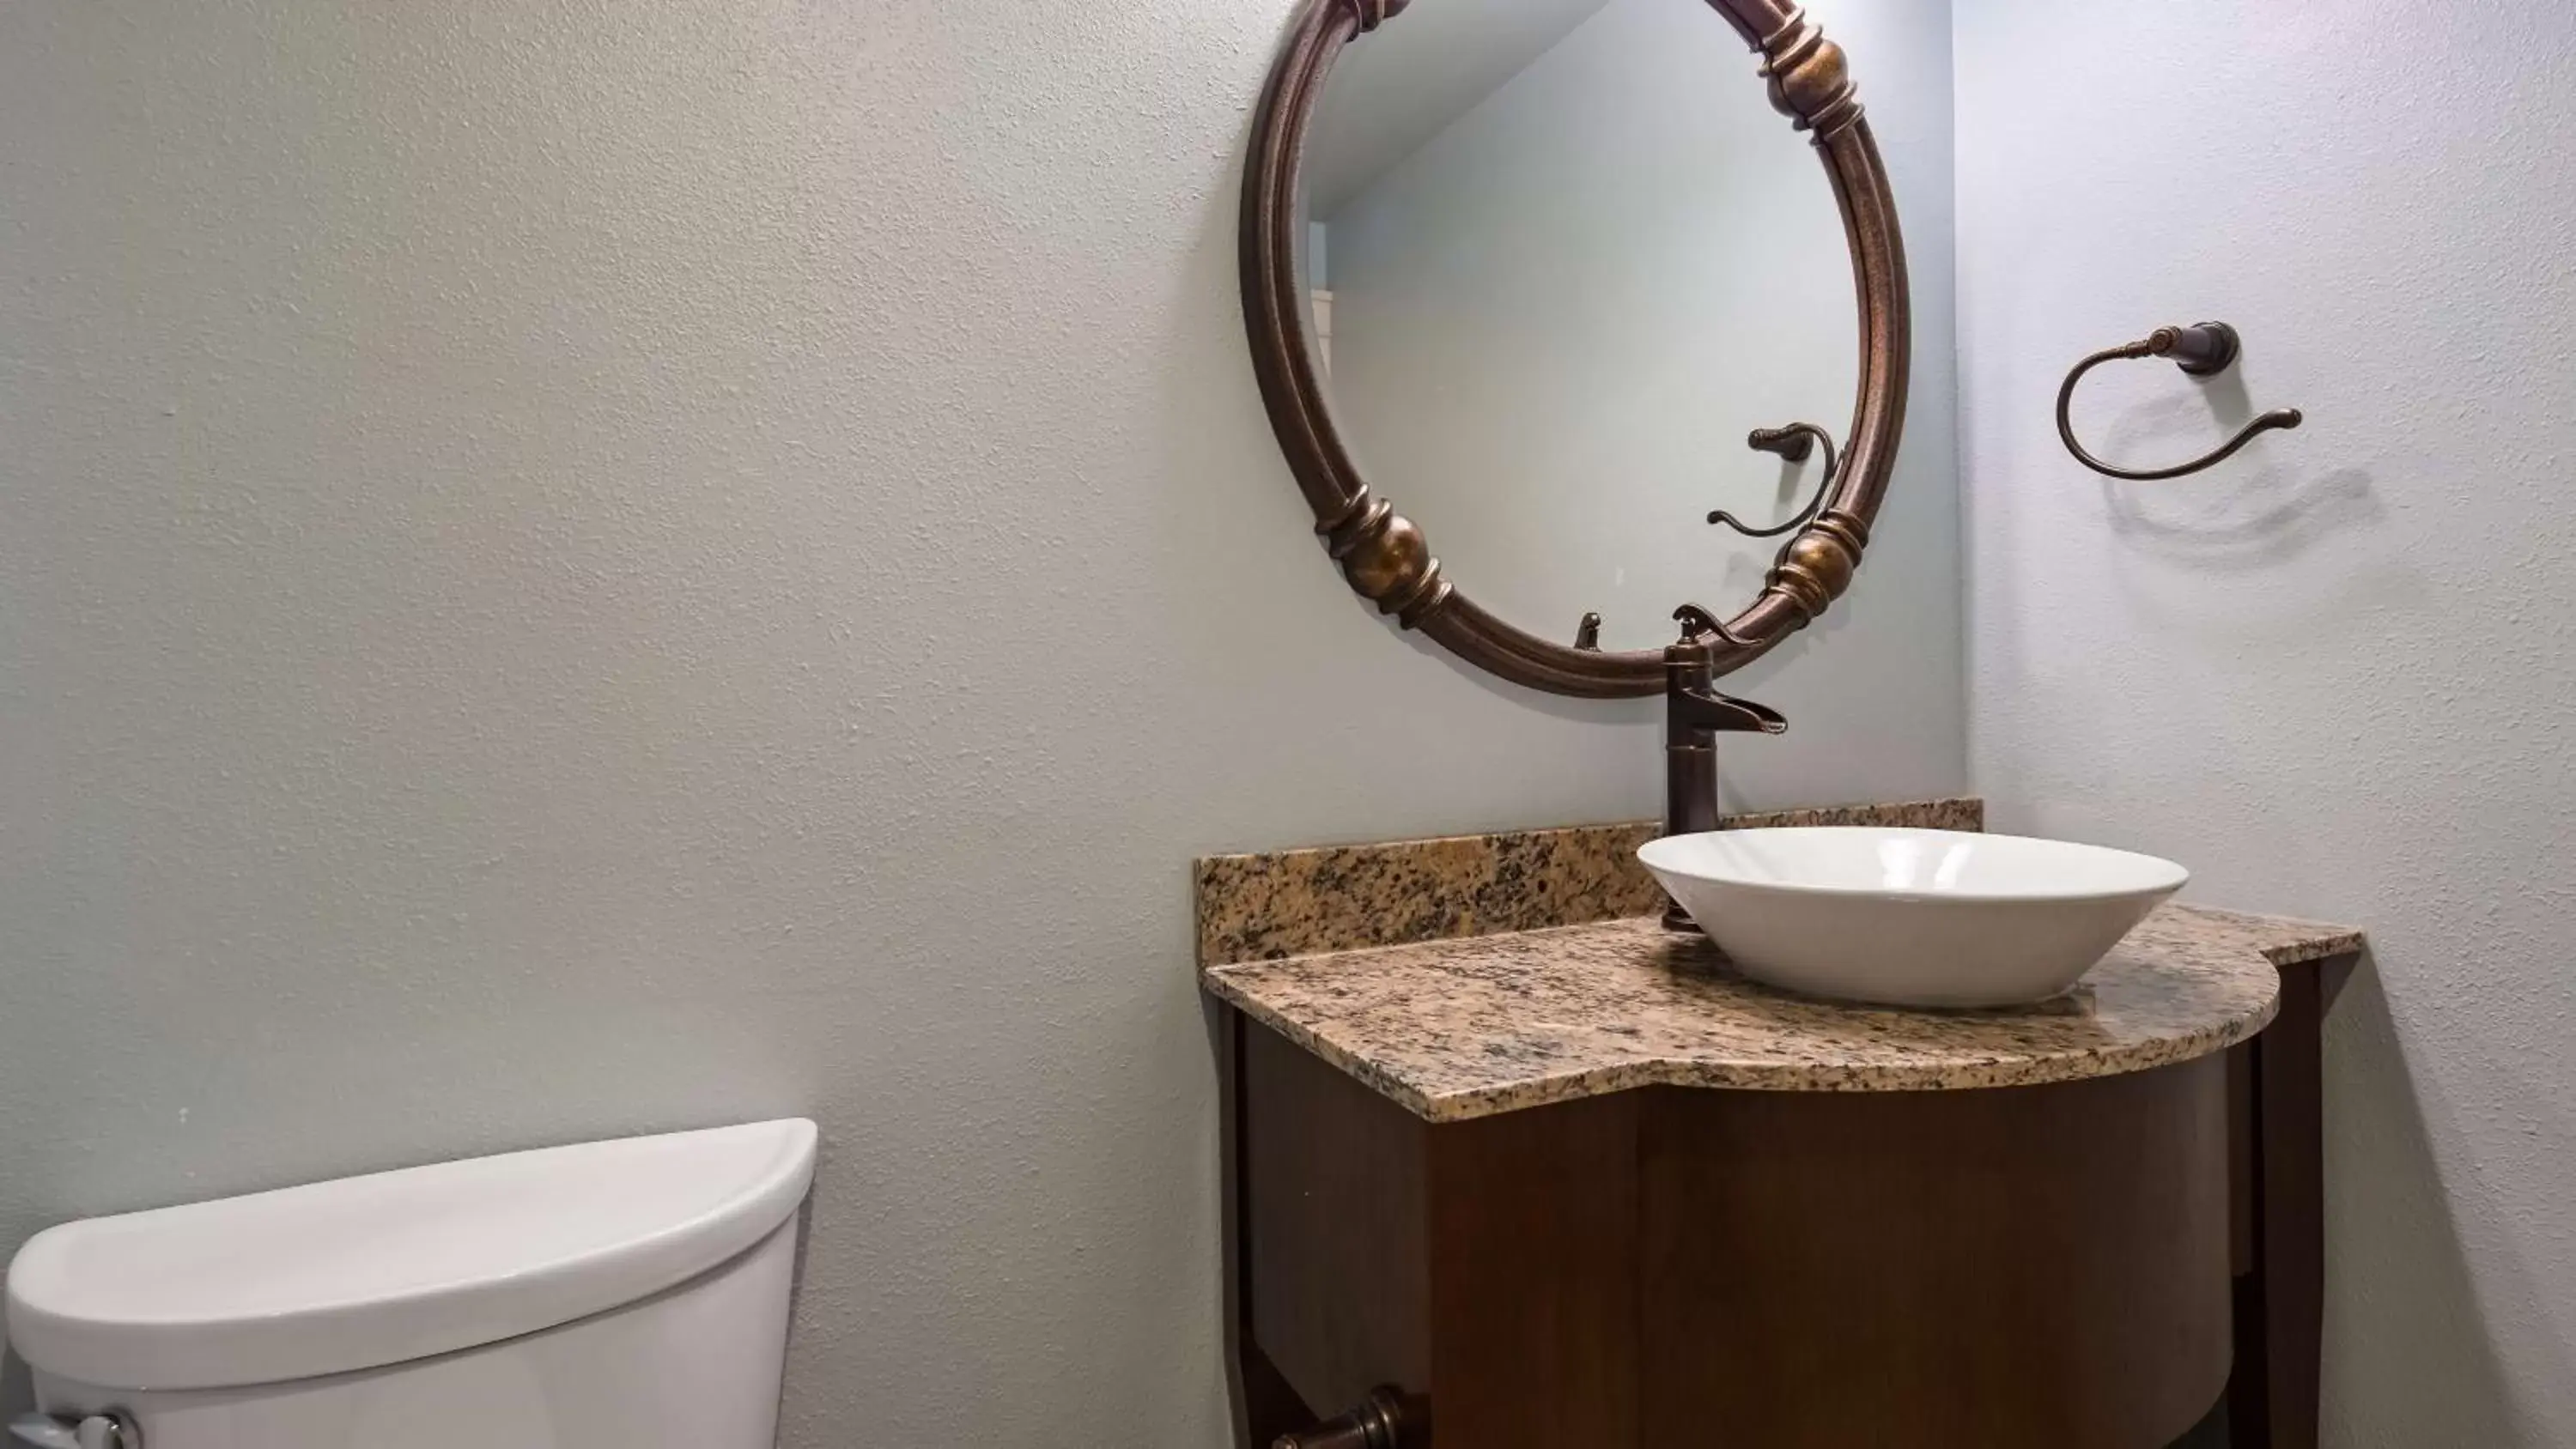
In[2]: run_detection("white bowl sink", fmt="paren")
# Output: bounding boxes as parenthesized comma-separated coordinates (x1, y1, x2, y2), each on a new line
(1637, 828, 2190, 1009)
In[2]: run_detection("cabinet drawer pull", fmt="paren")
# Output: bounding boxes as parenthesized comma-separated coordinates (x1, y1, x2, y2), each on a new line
(1272, 1386, 1426, 1449)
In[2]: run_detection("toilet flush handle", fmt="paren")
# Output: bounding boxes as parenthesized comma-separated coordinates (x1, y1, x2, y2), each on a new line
(9, 1412, 140, 1449)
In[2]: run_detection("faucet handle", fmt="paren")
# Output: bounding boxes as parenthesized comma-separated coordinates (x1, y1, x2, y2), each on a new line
(1672, 602, 1759, 650)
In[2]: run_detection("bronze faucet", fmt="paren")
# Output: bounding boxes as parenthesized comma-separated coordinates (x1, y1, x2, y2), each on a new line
(1662, 605, 1786, 932)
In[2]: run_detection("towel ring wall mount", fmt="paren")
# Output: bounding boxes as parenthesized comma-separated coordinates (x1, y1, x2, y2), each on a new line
(2057, 321, 2304, 482)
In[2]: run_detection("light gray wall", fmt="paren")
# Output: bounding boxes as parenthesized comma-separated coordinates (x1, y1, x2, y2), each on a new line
(1326, 0, 1963, 770)
(0, 0, 1963, 1443)
(1303, 0, 1608, 217)
(1955, 3, 2576, 1442)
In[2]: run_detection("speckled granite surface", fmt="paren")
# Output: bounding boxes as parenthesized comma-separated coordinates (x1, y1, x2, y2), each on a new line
(1195, 797, 1984, 967)
(1202, 905, 2366, 1121)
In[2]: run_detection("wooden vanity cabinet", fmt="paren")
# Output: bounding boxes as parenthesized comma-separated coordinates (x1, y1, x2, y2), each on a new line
(2223, 949, 2355, 1449)
(1229, 1018, 2229, 1449)
(1225, 944, 2358, 1449)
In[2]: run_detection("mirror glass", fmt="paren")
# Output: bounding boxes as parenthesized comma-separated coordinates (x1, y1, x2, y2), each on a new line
(1301, 0, 1859, 652)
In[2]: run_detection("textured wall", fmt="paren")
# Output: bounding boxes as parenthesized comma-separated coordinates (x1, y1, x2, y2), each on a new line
(0, 0, 1960, 1441)
(1955, 3, 2576, 1442)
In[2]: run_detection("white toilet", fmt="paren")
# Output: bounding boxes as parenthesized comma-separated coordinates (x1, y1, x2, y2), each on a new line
(3, 1119, 817, 1449)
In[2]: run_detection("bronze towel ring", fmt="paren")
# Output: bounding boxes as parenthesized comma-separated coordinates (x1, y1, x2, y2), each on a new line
(2057, 321, 2303, 481)
(1710, 423, 1841, 539)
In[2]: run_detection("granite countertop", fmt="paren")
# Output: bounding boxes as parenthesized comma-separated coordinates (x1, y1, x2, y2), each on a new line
(1194, 800, 2366, 1122)
(1201, 905, 2363, 1122)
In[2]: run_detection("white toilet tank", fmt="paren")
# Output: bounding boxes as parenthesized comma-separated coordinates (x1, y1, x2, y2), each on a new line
(3, 1119, 817, 1449)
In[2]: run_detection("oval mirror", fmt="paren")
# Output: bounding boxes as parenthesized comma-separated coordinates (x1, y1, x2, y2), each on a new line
(1244, 0, 1909, 697)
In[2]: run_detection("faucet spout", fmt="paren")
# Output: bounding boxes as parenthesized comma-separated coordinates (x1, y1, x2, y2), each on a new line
(1672, 687, 1786, 737)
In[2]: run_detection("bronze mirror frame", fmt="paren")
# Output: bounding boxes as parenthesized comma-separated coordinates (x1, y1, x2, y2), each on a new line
(1242, 0, 1911, 698)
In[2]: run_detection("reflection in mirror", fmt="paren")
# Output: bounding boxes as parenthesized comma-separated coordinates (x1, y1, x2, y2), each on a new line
(1300, 0, 1860, 652)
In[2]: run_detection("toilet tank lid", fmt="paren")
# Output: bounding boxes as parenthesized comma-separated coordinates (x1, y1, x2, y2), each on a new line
(3, 1119, 817, 1392)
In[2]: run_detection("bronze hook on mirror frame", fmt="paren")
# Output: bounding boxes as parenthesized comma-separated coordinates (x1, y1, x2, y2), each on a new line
(2057, 320, 2305, 481)
(1710, 423, 1839, 538)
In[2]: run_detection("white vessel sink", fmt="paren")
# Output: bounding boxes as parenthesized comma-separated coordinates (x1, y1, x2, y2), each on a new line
(1638, 828, 2189, 1009)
